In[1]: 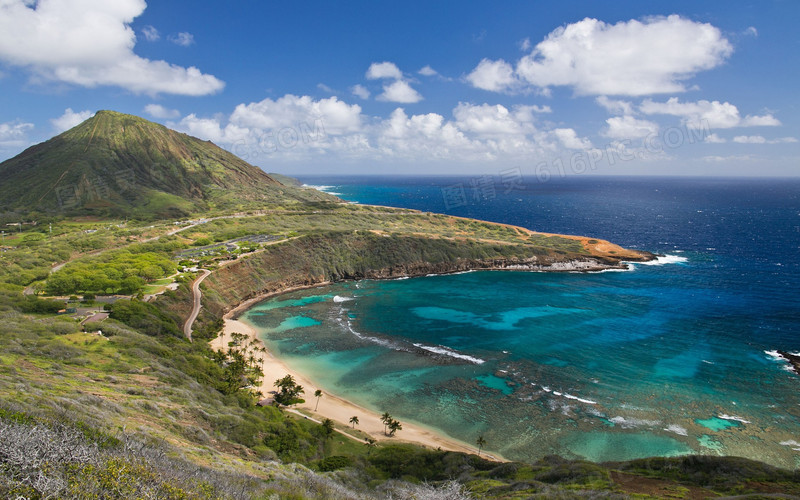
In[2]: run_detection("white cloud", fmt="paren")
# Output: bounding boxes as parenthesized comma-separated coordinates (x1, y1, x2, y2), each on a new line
(733, 135, 797, 144)
(596, 96, 634, 115)
(51, 108, 94, 132)
(366, 61, 403, 80)
(141, 25, 159, 42)
(744, 26, 758, 37)
(703, 154, 754, 162)
(377, 80, 423, 103)
(519, 37, 532, 51)
(452, 103, 533, 137)
(172, 95, 572, 166)
(144, 104, 180, 119)
(704, 133, 726, 143)
(602, 115, 659, 139)
(418, 65, 438, 76)
(350, 84, 370, 100)
(0, 0, 223, 95)
(740, 114, 781, 127)
(733, 135, 766, 144)
(168, 32, 194, 47)
(0, 120, 33, 150)
(553, 128, 592, 149)
(486, 15, 733, 96)
(640, 98, 780, 128)
(229, 95, 363, 135)
(465, 58, 517, 92)
(317, 83, 335, 93)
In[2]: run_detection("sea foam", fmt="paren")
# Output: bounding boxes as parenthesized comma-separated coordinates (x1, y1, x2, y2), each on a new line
(718, 414, 750, 424)
(632, 254, 689, 266)
(412, 343, 485, 365)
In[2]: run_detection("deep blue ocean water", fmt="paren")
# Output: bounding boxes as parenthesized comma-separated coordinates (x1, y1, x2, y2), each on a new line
(244, 176, 800, 467)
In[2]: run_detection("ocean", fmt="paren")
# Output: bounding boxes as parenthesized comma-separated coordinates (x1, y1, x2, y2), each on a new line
(243, 175, 800, 468)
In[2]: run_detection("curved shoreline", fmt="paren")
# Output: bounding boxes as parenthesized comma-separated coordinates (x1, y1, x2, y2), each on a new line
(211, 300, 506, 461)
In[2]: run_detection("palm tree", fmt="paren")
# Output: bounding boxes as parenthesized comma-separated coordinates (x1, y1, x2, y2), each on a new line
(388, 419, 402, 437)
(364, 437, 376, 454)
(321, 418, 335, 439)
(314, 389, 323, 411)
(349, 415, 359, 429)
(380, 412, 392, 435)
(476, 435, 487, 456)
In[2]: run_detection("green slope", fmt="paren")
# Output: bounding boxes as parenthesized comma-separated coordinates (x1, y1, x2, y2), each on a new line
(0, 110, 337, 217)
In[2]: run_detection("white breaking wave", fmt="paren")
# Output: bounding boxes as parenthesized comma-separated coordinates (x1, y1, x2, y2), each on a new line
(609, 416, 661, 428)
(764, 350, 796, 373)
(587, 267, 634, 274)
(632, 254, 689, 266)
(412, 343, 485, 365)
(562, 393, 598, 405)
(718, 414, 750, 424)
(664, 424, 689, 436)
(333, 295, 353, 303)
(780, 440, 800, 451)
(302, 184, 342, 195)
(534, 384, 596, 404)
(337, 313, 403, 351)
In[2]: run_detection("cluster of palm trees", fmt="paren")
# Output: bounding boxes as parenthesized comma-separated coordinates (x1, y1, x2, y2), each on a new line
(215, 331, 266, 397)
(380, 412, 402, 436)
(273, 374, 304, 406)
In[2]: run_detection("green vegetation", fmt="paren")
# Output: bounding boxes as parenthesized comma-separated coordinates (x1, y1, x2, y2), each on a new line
(273, 374, 305, 406)
(0, 111, 796, 498)
(0, 110, 337, 217)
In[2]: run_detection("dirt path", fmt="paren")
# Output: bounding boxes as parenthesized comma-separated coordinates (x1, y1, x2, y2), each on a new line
(183, 269, 210, 340)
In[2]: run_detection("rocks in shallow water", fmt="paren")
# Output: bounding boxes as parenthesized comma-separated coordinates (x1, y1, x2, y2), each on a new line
(777, 351, 800, 375)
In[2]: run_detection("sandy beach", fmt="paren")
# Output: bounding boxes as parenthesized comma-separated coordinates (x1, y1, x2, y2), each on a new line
(211, 307, 503, 461)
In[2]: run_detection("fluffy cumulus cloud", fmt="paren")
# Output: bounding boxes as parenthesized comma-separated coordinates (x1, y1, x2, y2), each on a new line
(0, 0, 223, 95)
(51, 108, 94, 132)
(378, 80, 423, 103)
(230, 95, 363, 135)
(171, 95, 571, 165)
(366, 62, 404, 80)
(640, 98, 780, 128)
(418, 65, 438, 77)
(469, 15, 732, 96)
(453, 103, 534, 137)
(602, 115, 659, 139)
(553, 128, 593, 149)
(465, 58, 517, 92)
(364, 61, 424, 103)
(0, 120, 34, 150)
(350, 84, 370, 100)
(144, 104, 180, 119)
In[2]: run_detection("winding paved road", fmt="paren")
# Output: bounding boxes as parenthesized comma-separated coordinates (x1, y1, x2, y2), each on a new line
(183, 269, 210, 341)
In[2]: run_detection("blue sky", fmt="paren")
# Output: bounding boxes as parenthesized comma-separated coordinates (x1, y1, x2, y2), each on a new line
(0, 0, 798, 176)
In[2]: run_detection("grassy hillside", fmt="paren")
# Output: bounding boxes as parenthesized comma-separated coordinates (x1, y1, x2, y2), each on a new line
(0, 110, 337, 218)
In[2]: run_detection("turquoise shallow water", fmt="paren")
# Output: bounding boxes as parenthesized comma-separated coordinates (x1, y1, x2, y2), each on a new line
(245, 268, 800, 468)
(244, 177, 800, 468)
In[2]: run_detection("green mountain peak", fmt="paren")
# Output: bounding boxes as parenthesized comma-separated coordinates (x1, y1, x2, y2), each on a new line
(0, 110, 333, 218)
